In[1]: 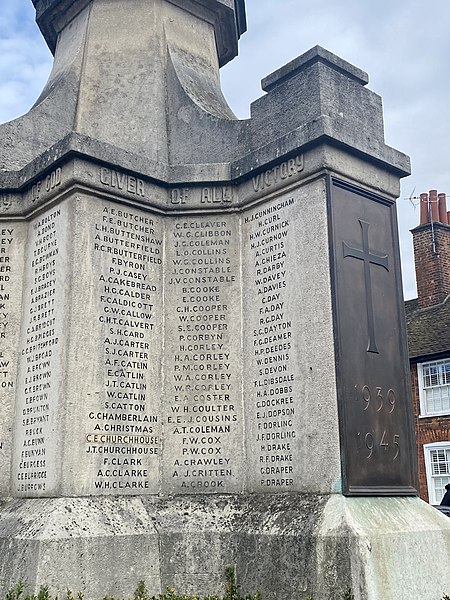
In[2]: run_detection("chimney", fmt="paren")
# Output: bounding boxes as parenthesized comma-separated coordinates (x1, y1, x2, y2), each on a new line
(412, 190, 450, 309)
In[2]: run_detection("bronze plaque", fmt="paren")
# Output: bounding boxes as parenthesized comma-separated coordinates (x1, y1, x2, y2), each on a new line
(329, 178, 418, 495)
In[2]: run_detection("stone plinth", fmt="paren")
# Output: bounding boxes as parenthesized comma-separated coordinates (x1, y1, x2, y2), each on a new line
(1, 2, 449, 599)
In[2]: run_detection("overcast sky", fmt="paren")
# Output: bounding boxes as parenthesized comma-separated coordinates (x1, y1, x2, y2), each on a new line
(1, 0, 449, 300)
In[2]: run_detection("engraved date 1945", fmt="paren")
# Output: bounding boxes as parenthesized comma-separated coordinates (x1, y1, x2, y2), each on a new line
(356, 431, 400, 460)
(354, 384, 400, 461)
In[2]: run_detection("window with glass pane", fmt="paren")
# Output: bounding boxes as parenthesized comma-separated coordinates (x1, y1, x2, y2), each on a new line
(421, 360, 450, 415)
(429, 448, 450, 504)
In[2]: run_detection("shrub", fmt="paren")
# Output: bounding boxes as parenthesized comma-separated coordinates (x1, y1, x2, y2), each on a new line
(13, 572, 450, 600)
(2, 568, 259, 600)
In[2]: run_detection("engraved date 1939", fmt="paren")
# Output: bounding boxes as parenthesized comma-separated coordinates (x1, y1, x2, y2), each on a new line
(354, 384, 400, 461)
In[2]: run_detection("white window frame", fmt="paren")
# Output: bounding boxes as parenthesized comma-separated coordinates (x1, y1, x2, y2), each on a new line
(424, 442, 450, 505)
(418, 359, 450, 417)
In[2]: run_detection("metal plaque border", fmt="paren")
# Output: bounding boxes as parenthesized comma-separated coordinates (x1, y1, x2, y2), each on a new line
(327, 175, 419, 496)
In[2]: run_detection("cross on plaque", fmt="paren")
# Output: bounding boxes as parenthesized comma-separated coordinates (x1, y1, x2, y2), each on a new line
(343, 220, 389, 353)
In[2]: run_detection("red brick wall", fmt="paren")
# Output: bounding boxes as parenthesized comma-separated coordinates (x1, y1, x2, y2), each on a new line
(410, 363, 450, 503)
(413, 223, 450, 309)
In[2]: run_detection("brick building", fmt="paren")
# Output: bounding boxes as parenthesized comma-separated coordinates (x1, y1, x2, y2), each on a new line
(405, 190, 450, 504)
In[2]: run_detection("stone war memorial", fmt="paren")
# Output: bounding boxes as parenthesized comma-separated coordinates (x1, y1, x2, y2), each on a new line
(1, 1, 450, 598)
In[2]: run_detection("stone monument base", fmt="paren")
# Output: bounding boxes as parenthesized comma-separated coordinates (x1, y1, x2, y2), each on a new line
(0, 495, 449, 600)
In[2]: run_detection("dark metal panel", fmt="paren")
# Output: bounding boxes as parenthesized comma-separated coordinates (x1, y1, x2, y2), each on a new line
(328, 177, 418, 495)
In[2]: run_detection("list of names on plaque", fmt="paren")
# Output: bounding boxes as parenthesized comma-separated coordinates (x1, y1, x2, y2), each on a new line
(87, 203, 163, 493)
(0, 226, 17, 395)
(164, 216, 243, 493)
(0, 223, 24, 492)
(15, 206, 66, 495)
(243, 197, 299, 490)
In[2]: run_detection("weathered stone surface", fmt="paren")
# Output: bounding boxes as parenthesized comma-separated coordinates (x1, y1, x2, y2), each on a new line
(5, 175, 343, 498)
(1, 1, 449, 599)
(32, 0, 246, 67)
(242, 177, 341, 493)
(0, 222, 26, 493)
(0, 7, 408, 187)
(317, 496, 450, 599)
(1, 495, 449, 600)
(0, 497, 160, 598)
